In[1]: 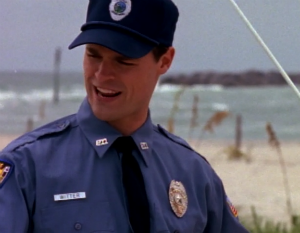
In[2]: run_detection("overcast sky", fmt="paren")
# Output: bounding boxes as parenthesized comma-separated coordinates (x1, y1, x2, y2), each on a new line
(1, 0, 300, 74)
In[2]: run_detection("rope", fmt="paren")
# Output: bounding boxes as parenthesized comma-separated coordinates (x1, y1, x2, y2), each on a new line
(228, 0, 300, 101)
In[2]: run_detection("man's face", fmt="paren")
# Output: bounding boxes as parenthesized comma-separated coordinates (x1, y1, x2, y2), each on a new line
(83, 44, 174, 133)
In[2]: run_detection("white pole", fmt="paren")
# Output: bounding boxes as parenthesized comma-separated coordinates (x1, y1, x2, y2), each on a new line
(228, 0, 300, 101)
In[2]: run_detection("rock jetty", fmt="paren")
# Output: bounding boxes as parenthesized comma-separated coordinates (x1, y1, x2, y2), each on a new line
(159, 70, 300, 87)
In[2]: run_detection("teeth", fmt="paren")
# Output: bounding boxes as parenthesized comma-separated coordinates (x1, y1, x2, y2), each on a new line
(96, 88, 118, 94)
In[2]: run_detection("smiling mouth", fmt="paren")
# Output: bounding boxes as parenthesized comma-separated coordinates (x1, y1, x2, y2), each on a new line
(96, 87, 122, 98)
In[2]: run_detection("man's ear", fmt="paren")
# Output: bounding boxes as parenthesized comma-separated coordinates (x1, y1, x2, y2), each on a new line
(158, 47, 175, 75)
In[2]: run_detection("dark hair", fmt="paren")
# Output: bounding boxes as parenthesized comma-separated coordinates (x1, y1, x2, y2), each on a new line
(152, 45, 169, 62)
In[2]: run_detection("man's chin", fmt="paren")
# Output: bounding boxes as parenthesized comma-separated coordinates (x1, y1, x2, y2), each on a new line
(93, 110, 120, 123)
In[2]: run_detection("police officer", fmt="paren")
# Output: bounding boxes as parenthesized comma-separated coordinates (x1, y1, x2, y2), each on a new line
(0, 0, 249, 232)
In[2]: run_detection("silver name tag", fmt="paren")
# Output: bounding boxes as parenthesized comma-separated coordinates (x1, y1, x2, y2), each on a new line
(54, 192, 86, 201)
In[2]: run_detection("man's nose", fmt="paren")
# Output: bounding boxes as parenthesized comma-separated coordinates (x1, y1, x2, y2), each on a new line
(95, 61, 115, 80)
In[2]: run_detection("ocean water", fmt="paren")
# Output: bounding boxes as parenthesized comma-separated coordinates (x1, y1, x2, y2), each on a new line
(0, 71, 300, 141)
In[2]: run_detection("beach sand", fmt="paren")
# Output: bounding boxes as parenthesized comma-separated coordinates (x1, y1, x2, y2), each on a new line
(0, 135, 18, 150)
(1, 135, 299, 223)
(192, 140, 300, 224)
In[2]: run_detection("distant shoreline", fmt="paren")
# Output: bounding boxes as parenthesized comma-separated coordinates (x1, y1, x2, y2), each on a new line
(159, 70, 300, 87)
(1, 70, 300, 87)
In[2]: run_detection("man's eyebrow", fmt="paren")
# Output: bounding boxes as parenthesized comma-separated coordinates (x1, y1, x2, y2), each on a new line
(86, 47, 99, 55)
(115, 55, 136, 61)
(85, 46, 136, 61)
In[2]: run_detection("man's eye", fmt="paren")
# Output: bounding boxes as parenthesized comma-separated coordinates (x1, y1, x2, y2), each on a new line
(87, 53, 98, 58)
(118, 60, 135, 66)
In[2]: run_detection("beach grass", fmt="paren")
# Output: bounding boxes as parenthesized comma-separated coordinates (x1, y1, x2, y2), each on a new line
(167, 86, 300, 231)
(241, 206, 300, 233)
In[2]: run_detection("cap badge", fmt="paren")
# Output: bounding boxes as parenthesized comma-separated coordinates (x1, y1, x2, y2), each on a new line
(169, 180, 188, 218)
(109, 0, 132, 21)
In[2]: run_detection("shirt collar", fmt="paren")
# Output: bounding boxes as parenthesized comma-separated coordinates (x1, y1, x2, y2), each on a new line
(130, 112, 154, 167)
(77, 98, 153, 167)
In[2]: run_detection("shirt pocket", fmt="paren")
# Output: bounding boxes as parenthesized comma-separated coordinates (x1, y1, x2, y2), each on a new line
(41, 201, 114, 233)
(165, 214, 206, 233)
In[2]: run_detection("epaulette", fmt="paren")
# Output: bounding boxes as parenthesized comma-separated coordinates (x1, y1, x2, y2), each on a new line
(157, 124, 194, 151)
(2, 115, 73, 153)
(156, 124, 210, 164)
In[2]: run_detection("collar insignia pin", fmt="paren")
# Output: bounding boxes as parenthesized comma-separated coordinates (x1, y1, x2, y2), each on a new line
(140, 142, 149, 150)
(169, 180, 188, 218)
(109, 0, 132, 21)
(96, 138, 108, 146)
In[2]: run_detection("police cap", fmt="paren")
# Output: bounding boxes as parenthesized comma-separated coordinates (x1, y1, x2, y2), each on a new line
(69, 0, 179, 58)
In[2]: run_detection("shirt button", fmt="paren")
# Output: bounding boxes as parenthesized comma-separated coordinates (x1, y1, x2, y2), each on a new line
(74, 223, 82, 230)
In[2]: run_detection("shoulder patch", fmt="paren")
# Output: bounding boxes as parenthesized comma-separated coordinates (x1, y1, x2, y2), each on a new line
(226, 196, 239, 218)
(2, 116, 72, 153)
(157, 124, 210, 164)
(0, 160, 14, 188)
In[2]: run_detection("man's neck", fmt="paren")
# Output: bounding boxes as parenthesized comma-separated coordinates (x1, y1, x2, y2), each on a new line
(107, 111, 148, 136)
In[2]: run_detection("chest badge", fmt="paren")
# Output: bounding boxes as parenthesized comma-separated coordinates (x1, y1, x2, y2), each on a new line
(169, 180, 188, 218)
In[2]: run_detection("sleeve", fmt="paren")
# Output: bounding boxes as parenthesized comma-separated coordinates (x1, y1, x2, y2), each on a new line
(0, 154, 34, 232)
(204, 173, 250, 233)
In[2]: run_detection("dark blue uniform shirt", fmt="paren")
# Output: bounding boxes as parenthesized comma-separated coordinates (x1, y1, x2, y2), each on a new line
(0, 98, 249, 233)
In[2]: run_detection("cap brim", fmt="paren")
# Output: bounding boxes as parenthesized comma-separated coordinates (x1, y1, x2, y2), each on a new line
(68, 28, 158, 58)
